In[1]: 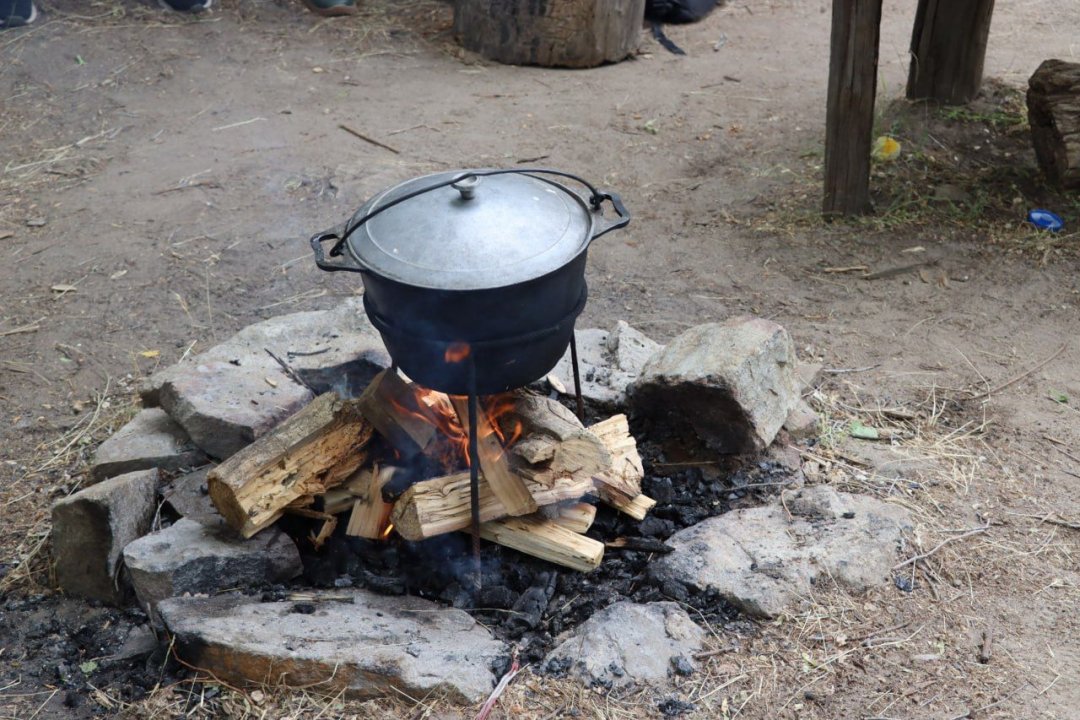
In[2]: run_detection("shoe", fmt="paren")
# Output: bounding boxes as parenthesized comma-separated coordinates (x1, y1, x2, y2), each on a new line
(0, 0, 37, 28)
(302, 0, 357, 17)
(157, 0, 212, 12)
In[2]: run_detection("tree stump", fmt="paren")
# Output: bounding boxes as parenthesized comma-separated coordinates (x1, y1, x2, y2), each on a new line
(1028, 59, 1080, 190)
(453, 0, 646, 69)
(906, 0, 995, 105)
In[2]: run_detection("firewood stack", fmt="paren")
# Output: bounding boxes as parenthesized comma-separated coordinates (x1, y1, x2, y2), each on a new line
(206, 369, 655, 571)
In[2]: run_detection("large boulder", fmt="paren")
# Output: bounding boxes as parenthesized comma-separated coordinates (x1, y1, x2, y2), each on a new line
(544, 601, 705, 688)
(650, 486, 912, 618)
(52, 469, 159, 604)
(123, 518, 301, 615)
(140, 299, 389, 459)
(629, 318, 801, 454)
(157, 589, 507, 703)
(91, 408, 206, 483)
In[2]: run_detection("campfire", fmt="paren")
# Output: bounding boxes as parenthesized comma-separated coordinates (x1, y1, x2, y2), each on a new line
(206, 367, 654, 577)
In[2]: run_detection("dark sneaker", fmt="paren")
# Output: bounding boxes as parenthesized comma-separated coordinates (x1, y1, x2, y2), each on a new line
(302, 0, 357, 16)
(157, 0, 212, 11)
(0, 0, 37, 28)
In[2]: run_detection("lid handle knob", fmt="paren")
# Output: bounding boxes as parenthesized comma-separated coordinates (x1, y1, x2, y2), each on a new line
(451, 175, 480, 201)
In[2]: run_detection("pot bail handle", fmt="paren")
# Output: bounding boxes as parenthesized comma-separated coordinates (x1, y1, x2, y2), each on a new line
(588, 191, 631, 240)
(310, 224, 365, 273)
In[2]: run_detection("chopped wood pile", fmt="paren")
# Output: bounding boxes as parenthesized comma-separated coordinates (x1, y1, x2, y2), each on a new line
(207, 369, 655, 571)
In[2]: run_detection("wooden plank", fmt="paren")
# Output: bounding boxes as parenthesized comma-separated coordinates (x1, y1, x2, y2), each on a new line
(907, 0, 995, 104)
(479, 516, 604, 572)
(208, 393, 374, 537)
(823, 0, 883, 217)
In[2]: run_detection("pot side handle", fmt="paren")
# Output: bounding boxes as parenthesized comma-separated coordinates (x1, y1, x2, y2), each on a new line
(589, 191, 631, 240)
(310, 225, 365, 273)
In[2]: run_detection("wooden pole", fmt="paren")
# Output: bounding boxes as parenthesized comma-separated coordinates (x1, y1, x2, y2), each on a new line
(823, 0, 883, 217)
(907, 0, 995, 105)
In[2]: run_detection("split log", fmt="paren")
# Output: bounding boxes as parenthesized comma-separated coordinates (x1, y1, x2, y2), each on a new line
(479, 516, 604, 572)
(588, 414, 655, 520)
(451, 397, 537, 517)
(1028, 59, 1080, 190)
(453, 0, 646, 69)
(390, 470, 596, 541)
(208, 392, 374, 537)
(357, 370, 438, 457)
(345, 466, 395, 538)
(552, 502, 597, 534)
(505, 394, 611, 487)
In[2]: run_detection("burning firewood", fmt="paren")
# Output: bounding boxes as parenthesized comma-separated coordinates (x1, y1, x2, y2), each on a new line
(207, 392, 374, 538)
(450, 396, 538, 517)
(344, 465, 395, 539)
(355, 370, 439, 457)
(479, 515, 604, 572)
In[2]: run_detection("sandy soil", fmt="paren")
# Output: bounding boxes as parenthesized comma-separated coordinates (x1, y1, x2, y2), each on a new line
(1, 1, 1078, 718)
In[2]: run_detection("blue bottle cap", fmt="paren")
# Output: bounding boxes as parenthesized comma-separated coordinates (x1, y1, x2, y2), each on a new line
(1027, 209, 1064, 232)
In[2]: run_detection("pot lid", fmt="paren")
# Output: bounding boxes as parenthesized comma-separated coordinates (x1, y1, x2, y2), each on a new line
(342, 170, 595, 291)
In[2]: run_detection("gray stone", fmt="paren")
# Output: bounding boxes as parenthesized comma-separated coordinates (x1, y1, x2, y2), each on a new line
(162, 467, 217, 521)
(549, 321, 663, 406)
(123, 518, 301, 614)
(91, 408, 206, 483)
(783, 400, 820, 441)
(52, 469, 159, 605)
(141, 299, 390, 459)
(544, 602, 705, 688)
(650, 486, 912, 618)
(795, 362, 824, 392)
(157, 589, 506, 703)
(630, 318, 801, 454)
(115, 625, 159, 661)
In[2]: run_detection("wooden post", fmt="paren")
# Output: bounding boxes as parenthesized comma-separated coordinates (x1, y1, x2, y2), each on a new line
(906, 0, 995, 105)
(823, 0, 883, 217)
(1027, 59, 1080, 190)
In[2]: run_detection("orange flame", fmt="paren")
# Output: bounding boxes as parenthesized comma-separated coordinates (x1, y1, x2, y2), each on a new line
(380, 523, 394, 540)
(444, 342, 471, 364)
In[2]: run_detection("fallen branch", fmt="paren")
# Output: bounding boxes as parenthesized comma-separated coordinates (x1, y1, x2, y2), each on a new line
(338, 124, 400, 154)
(893, 523, 990, 570)
(967, 343, 1067, 401)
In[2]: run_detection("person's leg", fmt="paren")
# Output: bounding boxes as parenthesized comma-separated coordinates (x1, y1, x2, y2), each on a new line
(301, 0, 357, 16)
(0, 0, 37, 28)
(158, 0, 213, 11)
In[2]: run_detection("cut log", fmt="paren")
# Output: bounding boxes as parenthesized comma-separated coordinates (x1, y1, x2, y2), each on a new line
(506, 394, 612, 488)
(208, 392, 374, 538)
(390, 470, 596, 541)
(906, 0, 995, 105)
(552, 502, 598, 534)
(588, 414, 655, 520)
(357, 370, 438, 457)
(345, 466, 395, 539)
(450, 397, 537, 517)
(453, 0, 646, 69)
(1028, 59, 1080, 190)
(479, 516, 604, 572)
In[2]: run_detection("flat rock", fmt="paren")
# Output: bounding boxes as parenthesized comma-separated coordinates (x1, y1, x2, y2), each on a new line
(161, 467, 217, 521)
(52, 469, 159, 604)
(141, 299, 390, 459)
(550, 321, 663, 406)
(123, 518, 301, 614)
(630, 318, 801, 454)
(544, 601, 705, 688)
(91, 408, 206, 483)
(650, 486, 912, 618)
(783, 399, 820, 441)
(157, 589, 507, 703)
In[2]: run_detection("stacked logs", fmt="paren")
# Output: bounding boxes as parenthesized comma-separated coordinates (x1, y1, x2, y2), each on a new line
(207, 369, 655, 572)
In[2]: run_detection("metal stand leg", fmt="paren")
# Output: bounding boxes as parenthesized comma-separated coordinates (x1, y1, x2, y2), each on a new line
(467, 361, 482, 589)
(570, 332, 585, 422)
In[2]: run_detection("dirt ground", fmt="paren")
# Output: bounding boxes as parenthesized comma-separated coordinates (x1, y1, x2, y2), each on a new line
(2, 0, 1079, 718)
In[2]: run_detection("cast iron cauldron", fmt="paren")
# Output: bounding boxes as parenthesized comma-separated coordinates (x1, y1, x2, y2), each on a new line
(310, 168, 630, 395)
